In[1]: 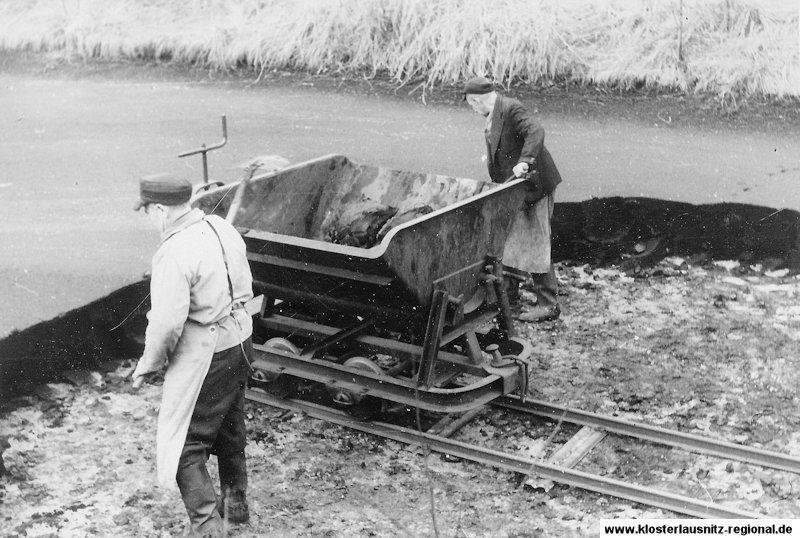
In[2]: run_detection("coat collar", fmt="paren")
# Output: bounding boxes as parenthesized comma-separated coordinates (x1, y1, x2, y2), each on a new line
(159, 207, 206, 246)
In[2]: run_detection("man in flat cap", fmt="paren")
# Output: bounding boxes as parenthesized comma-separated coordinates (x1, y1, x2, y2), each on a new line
(464, 76, 562, 322)
(131, 173, 254, 537)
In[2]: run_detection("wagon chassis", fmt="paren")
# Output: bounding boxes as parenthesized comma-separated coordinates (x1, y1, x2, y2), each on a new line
(248, 258, 534, 414)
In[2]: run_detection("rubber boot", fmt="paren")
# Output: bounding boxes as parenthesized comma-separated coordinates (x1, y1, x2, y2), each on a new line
(176, 462, 223, 538)
(218, 451, 249, 524)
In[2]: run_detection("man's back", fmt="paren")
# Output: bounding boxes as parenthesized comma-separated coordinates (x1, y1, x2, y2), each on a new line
(147, 209, 254, 358)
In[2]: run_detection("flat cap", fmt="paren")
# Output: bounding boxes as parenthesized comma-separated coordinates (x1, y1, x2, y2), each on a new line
(134, 173, 193, 210)
(463, 76, 495, 99)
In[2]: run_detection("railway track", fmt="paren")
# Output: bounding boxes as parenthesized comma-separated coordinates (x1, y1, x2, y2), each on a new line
(247, 388, 800, 520)
(494, 396, 800, 475)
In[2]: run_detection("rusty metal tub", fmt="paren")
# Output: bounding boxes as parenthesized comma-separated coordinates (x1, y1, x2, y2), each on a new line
(194, 154, 528, 322)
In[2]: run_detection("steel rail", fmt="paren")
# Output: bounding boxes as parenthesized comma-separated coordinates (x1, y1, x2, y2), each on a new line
(246, 389, 762, 519)
(494, 396, 800, 475)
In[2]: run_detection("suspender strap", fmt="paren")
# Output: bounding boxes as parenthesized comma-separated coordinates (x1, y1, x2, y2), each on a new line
(204, 219, 236, 313)
(205, 218, 253, 370)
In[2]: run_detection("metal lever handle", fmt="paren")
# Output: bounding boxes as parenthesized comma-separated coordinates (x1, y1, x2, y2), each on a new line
(178, 115, 228, 183)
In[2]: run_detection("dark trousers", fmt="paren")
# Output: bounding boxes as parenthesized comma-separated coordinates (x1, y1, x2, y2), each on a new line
(176, 338, 252, 536)
(180, 338, 252, 466)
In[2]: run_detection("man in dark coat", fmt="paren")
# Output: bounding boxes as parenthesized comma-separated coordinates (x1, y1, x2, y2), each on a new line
(464, 76, 562, 321)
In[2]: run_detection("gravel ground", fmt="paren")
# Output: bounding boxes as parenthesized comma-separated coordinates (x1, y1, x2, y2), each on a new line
(1, 258, 799, 537)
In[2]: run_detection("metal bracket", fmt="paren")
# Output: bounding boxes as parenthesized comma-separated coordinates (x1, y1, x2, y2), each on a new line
(417, 289, 450, 388)
(484, 256, 515, 337)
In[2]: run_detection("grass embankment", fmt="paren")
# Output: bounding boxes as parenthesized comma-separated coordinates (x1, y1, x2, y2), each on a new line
(0, 0, 797, 102)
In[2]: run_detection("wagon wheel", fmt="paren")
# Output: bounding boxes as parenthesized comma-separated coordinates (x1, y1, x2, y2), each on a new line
(251, 337, 301, 397)
(327, 356, 384, 420)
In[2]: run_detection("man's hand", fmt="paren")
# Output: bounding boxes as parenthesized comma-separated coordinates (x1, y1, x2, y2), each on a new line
(131, 374, 145, 390)
(512, 162, 530, 178)
(130, 363, 154, 391)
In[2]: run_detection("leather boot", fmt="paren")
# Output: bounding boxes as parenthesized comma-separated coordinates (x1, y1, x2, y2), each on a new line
(218, 451, 249, 524)
(529, 266, 559, 309)
(519, 266, 560, 322)
(176, 462, 223, 538)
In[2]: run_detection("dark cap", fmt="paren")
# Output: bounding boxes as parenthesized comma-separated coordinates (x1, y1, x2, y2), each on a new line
(463, 77, 495, 100)
(134, 173, 193, 210)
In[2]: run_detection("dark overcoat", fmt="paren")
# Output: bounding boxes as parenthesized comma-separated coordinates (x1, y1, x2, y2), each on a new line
(485, 95, 562, 202)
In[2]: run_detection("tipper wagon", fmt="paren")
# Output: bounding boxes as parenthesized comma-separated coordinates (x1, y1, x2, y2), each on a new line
(194, 153, 535, 416)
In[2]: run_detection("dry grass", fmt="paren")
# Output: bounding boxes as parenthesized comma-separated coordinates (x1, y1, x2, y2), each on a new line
(0, 0, 797, 100)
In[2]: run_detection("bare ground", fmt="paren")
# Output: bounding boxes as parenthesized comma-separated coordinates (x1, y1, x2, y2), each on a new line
(2, 258, 799, 537)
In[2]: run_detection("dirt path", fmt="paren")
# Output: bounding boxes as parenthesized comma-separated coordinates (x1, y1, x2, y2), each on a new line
(1, 54, 798, 337)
